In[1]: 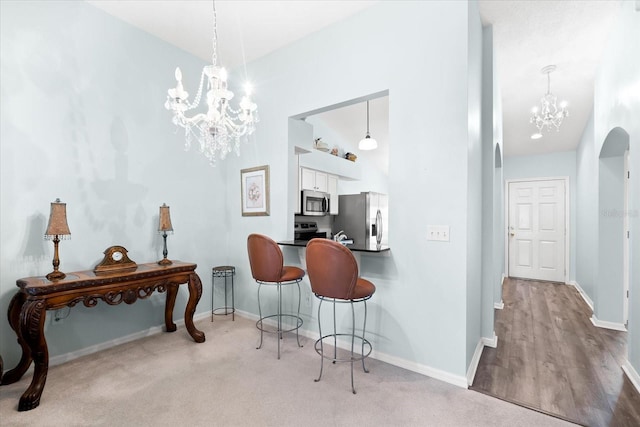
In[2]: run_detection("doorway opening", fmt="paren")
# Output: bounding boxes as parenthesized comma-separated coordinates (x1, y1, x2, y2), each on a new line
(596, 127, 630, 328)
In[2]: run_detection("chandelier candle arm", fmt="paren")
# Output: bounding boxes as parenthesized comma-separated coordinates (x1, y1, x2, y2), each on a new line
(165, 0, 258, 165)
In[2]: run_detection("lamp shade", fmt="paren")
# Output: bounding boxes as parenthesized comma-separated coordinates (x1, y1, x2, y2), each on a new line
(45, 198, 71, 238)
(158, 203, 173, 232)
(359, 135, 378, 150)
(359, 100, 377, 151)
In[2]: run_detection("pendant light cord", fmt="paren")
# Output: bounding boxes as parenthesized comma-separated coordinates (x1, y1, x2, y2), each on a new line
(366, 100, 370, 134)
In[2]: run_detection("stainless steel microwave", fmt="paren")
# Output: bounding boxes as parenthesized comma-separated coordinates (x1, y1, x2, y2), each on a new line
(301, 190, 330, 216)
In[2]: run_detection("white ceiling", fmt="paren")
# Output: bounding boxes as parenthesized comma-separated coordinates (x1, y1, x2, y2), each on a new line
(87, 0, 623, 158)
(480, 0, 621, 157)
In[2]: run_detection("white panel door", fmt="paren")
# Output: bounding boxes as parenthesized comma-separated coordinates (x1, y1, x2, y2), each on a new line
(508, 179, 566, 282)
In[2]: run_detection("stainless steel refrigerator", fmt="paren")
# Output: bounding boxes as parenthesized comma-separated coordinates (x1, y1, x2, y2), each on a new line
(333, 192, 388, 247)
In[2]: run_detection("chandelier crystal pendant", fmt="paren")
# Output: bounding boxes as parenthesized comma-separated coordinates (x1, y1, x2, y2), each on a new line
(358, 100, 378, 151)
(530, 65, 568, 139)
(165, 1, 258, 165)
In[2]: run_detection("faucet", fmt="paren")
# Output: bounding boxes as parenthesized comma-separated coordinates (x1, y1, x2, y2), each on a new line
(333, 230, 347, 242)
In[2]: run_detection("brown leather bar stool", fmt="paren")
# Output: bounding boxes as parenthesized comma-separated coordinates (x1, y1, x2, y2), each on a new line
(305, 239, 376, 394)
(247, 233, 305, 359)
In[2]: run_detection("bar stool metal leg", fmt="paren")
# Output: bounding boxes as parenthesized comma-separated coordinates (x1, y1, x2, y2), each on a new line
(256, 283, 265, 350)
(313, 295, 372, 394)
(314, 298, 325, 383)
(255, 279, 304, 359)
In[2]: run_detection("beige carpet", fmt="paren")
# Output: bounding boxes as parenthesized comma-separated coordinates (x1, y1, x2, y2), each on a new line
(0, 315, 574, 426)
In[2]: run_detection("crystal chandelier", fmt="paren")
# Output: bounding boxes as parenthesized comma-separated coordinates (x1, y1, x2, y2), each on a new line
(530, 65, 568, 139)
(165, 1, 258, 165)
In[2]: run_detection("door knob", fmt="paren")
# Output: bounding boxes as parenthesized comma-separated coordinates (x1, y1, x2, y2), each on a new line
(510, 232, 515, 236)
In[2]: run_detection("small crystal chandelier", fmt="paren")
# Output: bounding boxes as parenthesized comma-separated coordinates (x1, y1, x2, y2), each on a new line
(165, 1, 258, 165)
(530, 65, 568, 139)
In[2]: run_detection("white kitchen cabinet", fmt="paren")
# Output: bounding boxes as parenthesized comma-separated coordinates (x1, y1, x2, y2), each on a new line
(300, 168, 328, 193)
(299, 167, 339, 215)
(328, 174, 339, 215)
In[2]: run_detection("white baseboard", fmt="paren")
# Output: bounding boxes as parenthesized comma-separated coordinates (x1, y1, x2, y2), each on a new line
(236, 309, 469, 389)
(590, 315, 627, 332)
(622, 360, 640, 394)
(49, 311, 211, 367)
(568, 280, 594, 311)
(482, 332, 498, 349)
(466, 339, 484, 386)
(494, 275, 506, 310)
(465, 333, 498, 387)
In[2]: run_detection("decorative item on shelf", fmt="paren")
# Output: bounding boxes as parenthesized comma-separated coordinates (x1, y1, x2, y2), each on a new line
(44, 198, 71, 281)
(345, 152, 357, 162)
(314, 137, 329, 152)
(164, 0, 258, 166)
(94, 245, 137, 274)
(530, 65, 568, 139)
(158, 203, 174, 266)
(331, 147, 339, 156)
(358, 100, 378, 151)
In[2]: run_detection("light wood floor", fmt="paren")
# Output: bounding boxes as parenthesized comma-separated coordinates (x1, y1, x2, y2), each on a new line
(471, 278, 640, 427)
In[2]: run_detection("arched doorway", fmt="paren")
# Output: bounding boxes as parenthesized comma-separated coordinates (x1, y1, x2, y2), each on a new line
(596, 127, 630, 328)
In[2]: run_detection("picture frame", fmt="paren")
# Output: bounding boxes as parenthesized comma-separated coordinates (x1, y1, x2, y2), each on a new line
(241, 165, 270, 216)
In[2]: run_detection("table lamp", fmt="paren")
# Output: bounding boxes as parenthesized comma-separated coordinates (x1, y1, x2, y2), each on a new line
(158, 203, 173, 266)
(44, 198, 71, 281)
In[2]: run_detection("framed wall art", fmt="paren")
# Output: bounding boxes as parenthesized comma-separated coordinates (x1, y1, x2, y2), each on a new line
(240, 165, 270, 216)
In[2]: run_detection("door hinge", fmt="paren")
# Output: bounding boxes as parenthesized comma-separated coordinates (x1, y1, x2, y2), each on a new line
(627, 290, 630, 298)
(628, 171, 630, 179)
(628, 230, 631, 239)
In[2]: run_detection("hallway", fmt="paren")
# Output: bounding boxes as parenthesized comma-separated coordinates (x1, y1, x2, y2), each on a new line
(471, 278, 640, 426)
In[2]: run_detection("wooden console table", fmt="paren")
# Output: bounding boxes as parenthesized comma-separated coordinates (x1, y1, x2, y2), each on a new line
(0, 261, 205, 411)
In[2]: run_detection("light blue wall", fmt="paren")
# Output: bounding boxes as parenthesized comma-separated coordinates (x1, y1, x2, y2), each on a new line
(0, 1, 225, 365)
(589, 0, 639, 373)
(466, 0, 484, 370)
(503, 151, 577, 282)
(597, 153, 627, 323)
(0, 0, 489, 384)
(220, 0, 483, 381)
(480, 24, 504, 342)
(576, 113, 597, 302)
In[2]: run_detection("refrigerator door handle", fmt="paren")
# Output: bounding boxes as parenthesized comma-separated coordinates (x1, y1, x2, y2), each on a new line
(375, 209, 383, 245)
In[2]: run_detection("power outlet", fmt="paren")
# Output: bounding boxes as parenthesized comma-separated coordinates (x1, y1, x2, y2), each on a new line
(427, 225, 450, 242)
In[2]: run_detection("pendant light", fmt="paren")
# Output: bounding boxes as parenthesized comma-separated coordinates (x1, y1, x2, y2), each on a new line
(358, 100, 377, 151)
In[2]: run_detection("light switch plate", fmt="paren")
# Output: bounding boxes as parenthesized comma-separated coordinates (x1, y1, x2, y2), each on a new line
(427, 225, 450, 242)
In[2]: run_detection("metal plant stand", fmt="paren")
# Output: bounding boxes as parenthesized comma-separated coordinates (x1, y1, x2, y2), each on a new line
(211, 266, 235, 321)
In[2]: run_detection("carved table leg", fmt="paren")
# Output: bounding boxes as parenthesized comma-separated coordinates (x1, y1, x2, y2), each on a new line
(185, 273, 205, 343)
(1, 292, 32, 385)
(164, 284, 178, 333)
(17, 300, 48, 411)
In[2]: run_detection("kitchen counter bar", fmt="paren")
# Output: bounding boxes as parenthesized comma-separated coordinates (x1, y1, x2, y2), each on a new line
(278, 239, 390, 253)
